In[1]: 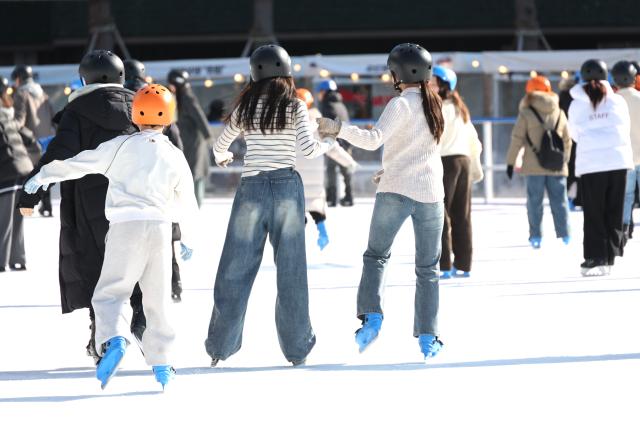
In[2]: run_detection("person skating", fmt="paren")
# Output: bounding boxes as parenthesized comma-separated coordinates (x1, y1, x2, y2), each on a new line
(610, 61, 640, 240)
(124, 59, 186, 302)
(17, 50, 139, 364)
(24, 84, 198, 389)
(168, 69, 212, 208)
(11, 64, 56, 217)
(317, 43, 445, 359)
(317, 79, 354, 207)
(507, 75, 573, 249)
(559, 72, 581, 211)
(568, 59, 634, 276)
(431, 66, 483, 279)
(295, 88, 358, 250)
(205, 45, 333, 367)
(0, 77, 34, 272)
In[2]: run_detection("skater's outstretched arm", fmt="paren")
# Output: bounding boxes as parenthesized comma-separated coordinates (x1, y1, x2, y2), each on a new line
(23, 136, 126, 192)
(319, 96, 409, 151)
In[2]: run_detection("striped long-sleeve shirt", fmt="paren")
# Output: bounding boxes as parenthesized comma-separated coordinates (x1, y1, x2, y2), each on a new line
(214, 98, 331, 177)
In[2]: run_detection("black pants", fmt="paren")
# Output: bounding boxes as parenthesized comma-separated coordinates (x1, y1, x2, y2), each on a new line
(440, 155, 473, 271)
(580, 169, 627, 263)
(325, 157, 352, 204)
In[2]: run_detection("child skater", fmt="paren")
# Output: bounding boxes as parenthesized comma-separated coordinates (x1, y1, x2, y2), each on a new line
(295, 88, 358, 250)
(317, 43, 445, 359)
(23, 85, 198, 389)
(205, 45, 333, 367)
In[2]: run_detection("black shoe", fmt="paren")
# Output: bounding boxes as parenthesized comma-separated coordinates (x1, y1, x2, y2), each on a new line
(0, 267, 6, 273)
(130, 307, 146, 343)
(9, 264, 26, 271)
(291, 359, 306, 367)
(327, 201, 336, 207)
(171, 292, 182, 303)
(339, 197, 354, 207)
(211, 358, 220, 367)
(38, 206, 52, 217)
(86, 321, 101, 365)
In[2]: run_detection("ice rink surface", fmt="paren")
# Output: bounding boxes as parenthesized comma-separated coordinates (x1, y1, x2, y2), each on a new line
(1, 198, 639, 425)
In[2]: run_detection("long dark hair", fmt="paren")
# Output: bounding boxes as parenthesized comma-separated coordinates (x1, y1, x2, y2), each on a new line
(226, 77, 297, 134)
(436, 76, 471, 123)
(419, 81, 445, 142)
(583, 80, 607, 110)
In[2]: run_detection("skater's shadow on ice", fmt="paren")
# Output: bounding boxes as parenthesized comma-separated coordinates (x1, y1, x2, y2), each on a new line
(0, 390, 161, 403)
(182, 352, 640, 374)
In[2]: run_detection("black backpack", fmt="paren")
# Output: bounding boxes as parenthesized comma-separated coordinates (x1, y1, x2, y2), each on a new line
(525, 106, 565, 172)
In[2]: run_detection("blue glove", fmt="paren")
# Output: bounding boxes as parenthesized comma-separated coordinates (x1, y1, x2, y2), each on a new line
(23, 176, 48, 194)
(180, 243, 193, 261)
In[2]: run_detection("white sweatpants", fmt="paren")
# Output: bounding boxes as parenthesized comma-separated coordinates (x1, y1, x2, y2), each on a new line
(92, 220, 175, 366)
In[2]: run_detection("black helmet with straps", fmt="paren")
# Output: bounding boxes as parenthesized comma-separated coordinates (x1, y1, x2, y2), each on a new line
(167, 69, 189, 87)
(249, 45, 292, 82)
(11, 64, 33, 82)
(79, 50, 125, 85)
(124, 59, 146, 82)
(387, 43, 432, 90)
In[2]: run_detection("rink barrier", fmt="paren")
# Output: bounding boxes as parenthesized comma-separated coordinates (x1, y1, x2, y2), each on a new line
(208, 117, 517, 203)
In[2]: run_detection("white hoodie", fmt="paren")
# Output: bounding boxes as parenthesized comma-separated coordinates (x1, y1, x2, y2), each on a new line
(568, 81, 634, 176)
(34, 129, 199, 246)
(616, 87, 640, 166)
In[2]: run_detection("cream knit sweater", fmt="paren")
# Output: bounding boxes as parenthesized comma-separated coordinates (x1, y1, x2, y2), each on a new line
(336, 87, 444, 203)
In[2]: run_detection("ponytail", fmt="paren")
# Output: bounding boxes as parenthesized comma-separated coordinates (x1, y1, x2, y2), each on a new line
(420, 81, 445, 143)
(584, 80, 607, 110)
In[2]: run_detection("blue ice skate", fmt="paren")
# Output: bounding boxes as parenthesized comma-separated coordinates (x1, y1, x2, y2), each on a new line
(452, 267, 470, 278)
(355, 313, 383, 353)
(152, 365, 176, 390)
(316, 222, 329, 250)
(440, 270, 453, 279)
(529, 237, 541, 249)
(562, 236, 571, 245)
(418, 334, 443, 359)
(96, 336, 128, 389)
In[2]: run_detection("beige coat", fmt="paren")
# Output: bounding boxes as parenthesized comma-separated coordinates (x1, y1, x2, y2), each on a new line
(507, 92, 572, 176)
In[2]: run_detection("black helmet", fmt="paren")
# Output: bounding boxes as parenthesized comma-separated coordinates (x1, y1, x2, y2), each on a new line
(0, 77, 9, 94)
(580, 59, 608, 82)
(11, 64, 33, 82)
(612, 60, 638, 88)
(249, 45, 292, 82)
(387, 43, 432, 87)
(631, 61, 640, 74)
(167, 69, 189, 87)
(79, 50, 124, 85)
(124, 59, 146, 82)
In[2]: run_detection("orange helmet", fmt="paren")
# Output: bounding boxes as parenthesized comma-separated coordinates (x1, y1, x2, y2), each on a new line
(635, 75, 640, 91)
(526, 76, 552, 94)
(296, 88, 314, 108)
(132, 84, 175, 126)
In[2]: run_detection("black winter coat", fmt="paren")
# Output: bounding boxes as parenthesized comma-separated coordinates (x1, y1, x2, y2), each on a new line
(0, 109, 33, 191)
(18, 86, 137, 313)
(176, 85, 212, 180)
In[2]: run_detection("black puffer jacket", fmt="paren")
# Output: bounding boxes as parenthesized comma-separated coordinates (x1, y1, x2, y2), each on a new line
(18, 85, 137, 313)
(175, 85, 212, 180)
(0, 107, 33, 191)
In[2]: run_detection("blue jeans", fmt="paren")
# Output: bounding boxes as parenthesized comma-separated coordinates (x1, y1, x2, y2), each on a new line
(623, 165, 640, 225)
(525, 175, 570, 239)
(357, 193, 444, 336)
(205, 169, 316, 362)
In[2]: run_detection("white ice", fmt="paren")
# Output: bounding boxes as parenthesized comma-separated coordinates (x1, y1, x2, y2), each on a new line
(1, 198, 639, 425)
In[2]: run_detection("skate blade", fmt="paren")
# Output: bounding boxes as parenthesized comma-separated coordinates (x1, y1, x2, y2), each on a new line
(210, 358, 220, 367)
(356, 335, 379, 353)
(581, 266, 610, 277)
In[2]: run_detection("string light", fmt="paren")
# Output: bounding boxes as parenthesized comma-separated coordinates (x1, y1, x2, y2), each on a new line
(498, 65, 509, 74)
(233, 73, 245, 83)
(350, 73, 360, 82)
(381, 73, 391, 82)
(293, 63, 302, 72)
(7, 87, 14, 95)
(561, 70, 570, 79)
(319, 69, 331, 78)
(145, 76, 154, 84)
(471, 60, 480, 68)
(63, 86, 71, 96)
(530, 70, 538, 78)
(204, 79, 214, 88)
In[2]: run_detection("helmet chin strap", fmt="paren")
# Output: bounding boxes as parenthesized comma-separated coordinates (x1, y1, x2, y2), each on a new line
(392, 76, 402, 92)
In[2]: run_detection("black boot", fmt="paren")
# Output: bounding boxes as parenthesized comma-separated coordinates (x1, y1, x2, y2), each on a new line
(86, 319, 101, 365)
